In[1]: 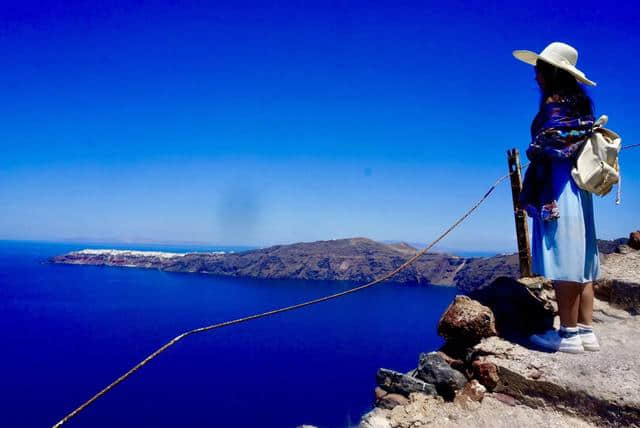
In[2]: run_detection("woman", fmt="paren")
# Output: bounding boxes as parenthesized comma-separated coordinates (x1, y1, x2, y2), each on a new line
(513, 42, 601, 353)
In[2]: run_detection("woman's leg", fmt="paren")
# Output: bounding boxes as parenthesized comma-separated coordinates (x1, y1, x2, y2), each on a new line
(577, 281, 600, 351)
(553, 280, 581, 327)
(578, 281, 594, 325)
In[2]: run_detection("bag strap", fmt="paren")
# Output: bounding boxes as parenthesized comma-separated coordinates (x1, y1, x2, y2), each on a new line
(593, 114, 622, 205)
(616, 160, 622, 205)
(593, 114, 608, 130)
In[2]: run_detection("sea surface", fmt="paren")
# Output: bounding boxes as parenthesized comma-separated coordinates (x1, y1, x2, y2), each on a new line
(0, 240, 458, 428)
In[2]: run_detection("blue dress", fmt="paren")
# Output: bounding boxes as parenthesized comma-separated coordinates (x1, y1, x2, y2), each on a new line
(530, 157, 601, 282)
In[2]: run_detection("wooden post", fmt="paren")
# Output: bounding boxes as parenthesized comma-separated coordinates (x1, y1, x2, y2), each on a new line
(507, 148, 532, 278)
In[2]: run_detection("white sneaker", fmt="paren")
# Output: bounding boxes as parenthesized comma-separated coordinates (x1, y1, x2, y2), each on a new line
(578, 324, 600, 352)
(530, 327, 584, 354)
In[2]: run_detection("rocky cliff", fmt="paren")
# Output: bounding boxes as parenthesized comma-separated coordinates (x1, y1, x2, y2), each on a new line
(359, 232, 640, 428)
(50, 238, 521, 289)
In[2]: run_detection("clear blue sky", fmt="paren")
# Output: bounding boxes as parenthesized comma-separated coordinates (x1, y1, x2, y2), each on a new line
(1, 0, 638, 251)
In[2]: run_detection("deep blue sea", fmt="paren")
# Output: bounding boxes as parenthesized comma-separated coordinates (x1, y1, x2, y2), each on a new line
(0, 240, 458, 428)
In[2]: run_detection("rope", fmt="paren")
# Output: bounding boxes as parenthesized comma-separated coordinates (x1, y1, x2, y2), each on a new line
(52, 164, 517, 427)
(53, 144, 639, 427)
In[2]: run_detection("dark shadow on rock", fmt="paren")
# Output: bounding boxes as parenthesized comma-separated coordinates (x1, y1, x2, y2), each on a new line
(468, 276, 555, 346)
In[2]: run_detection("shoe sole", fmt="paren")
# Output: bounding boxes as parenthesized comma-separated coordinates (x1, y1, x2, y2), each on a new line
(583, 344, 600, 352)
(558, 346, 584, 354)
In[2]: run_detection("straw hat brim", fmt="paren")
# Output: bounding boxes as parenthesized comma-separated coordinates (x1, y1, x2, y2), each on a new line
(513, 49, 597, 86)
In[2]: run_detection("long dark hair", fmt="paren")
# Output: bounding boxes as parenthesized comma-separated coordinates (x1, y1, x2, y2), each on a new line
(535, 59, 594, 116)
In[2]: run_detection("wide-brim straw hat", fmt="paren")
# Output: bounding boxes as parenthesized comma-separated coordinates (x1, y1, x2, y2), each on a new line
(513, 41, 596, 86)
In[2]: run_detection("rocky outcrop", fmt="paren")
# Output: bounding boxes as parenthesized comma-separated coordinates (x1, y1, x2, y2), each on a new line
(437, 296, 497, 350)
(360, 244, 640, 428)
(360, 392, 596, 428)
(473, 327, 640, 427)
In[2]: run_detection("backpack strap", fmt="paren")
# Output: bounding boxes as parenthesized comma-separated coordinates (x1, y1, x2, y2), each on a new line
(616, 160, 622, 205)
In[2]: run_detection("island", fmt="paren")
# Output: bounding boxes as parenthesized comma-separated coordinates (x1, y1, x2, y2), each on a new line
(50, 237, 520, 290)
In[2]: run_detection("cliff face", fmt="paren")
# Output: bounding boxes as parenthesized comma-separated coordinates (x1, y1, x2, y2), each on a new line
(50, 238, 518, 288)
(360, 234, 640, 428)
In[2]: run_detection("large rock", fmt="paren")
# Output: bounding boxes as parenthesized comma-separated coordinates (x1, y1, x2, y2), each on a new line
(416, 352, 467, 400)
(437, 295, 497, 349)
(376, 368, 437, 397)
(468, 276, 555, 340)
(628, 231, 640, 250)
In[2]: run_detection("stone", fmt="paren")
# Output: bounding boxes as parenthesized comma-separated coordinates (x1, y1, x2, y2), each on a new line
(458, 379, 486, 402)
(359, 409, 392, 428)
(517, 275, 549, 290)
(471, 360, 499, 390)
(629, 231, 640, 250)
(437, 295, 497, 349)
(416, 352, 467, 400)
(437, 351, 465, 373)
(376, 368, 437, 397)
(616, 244, 634, 254)
(374, 386, 410, 410)
(492, 392, 517, 407)
(377, 392, 410, 410)
(469, 276, 555, 340)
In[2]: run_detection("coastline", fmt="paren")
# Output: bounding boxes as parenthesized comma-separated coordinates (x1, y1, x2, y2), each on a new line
(49, 237, 521, 290)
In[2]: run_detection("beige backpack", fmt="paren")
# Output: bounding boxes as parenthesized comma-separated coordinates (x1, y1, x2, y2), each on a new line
(571, 115, 622, 204)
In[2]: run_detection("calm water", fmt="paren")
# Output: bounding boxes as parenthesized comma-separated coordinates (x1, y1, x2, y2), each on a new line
(0, 240, 457, 428)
